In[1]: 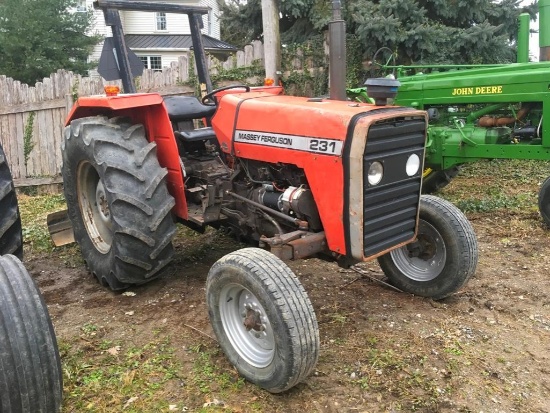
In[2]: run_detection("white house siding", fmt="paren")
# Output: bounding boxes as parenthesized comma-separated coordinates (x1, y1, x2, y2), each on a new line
(123, 9, 190, 35)
(200, 0, 220, 39)
(121, 0, 220, 37)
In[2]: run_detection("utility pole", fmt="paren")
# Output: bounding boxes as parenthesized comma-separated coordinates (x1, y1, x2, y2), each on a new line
(261, 0, 281, 85)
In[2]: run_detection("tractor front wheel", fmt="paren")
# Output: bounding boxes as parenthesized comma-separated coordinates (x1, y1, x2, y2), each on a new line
(206, 248, 319, 393)
(62, 116, 176, 290)
(538, 176, 550, 227)
(378, 195, 477, 299)
(0, 255, 62, 412)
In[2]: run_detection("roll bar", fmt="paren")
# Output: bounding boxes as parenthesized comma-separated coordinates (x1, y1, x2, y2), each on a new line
(93, 0, 213, 93)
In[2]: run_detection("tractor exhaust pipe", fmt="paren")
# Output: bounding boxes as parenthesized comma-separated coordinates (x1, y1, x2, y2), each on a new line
(328, 0, 346, 101)
(541, 0, 550, 61)
(517, 13, 530, 63)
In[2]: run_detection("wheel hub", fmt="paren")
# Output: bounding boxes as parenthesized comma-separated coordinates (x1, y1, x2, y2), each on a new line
(95, 181, 110, 223)
(407, 234, 437, 260)
(243, 308, 264, 332)
(219, 284, 275, 368)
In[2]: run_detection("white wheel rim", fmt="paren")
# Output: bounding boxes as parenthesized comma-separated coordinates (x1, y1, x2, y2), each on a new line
(219, 283, 275, 368)
(389, 220, 446, 282)
(77, 162, 113, 254)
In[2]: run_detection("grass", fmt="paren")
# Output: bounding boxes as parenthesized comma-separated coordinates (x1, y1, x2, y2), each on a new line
(58, 319, 253, 412)
(191, 347, 245, 395)
(438, 159, 550, 214)
(61, 333, 185, 412)
(345, 340, 448, 411)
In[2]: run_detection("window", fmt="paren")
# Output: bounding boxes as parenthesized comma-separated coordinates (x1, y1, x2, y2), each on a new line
(207, 9, 212, 36)
(156, 12, 167, 31)
(139, 56, 162, 72)
(76, 0, 87, 12)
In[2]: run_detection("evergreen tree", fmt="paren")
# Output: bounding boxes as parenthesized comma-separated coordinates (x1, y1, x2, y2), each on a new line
(348, 0, 537, 65)
(219, 0, 331, 47)
(0, 0, 100, 85)
(218, 0, 537, 64)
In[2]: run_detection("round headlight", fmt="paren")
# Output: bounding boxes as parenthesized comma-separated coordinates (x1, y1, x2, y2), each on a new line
(368, 161, 384, 186)
(406, 153, 421, 177)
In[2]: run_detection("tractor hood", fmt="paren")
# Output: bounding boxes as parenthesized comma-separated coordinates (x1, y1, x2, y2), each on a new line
(212, 91, 395, 159)
(211, 91, 427, 258)
(395, 61, 550, 107)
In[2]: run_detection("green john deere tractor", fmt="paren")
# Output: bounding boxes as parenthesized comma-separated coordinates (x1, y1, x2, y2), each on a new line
(352, 0, 550, 226)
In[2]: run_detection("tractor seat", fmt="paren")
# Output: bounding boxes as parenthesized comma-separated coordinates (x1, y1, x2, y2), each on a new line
(163, 96, 217, 122)
(174, 128, 217, 143)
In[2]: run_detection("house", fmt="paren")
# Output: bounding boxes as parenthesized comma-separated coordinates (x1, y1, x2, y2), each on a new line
(78, 0, 236, 72)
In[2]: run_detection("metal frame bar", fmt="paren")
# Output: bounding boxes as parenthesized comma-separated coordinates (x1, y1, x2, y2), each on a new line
(93, 0, 213, 93)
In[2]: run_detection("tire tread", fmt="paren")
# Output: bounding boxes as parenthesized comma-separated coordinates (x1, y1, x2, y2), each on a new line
(378, 195, 477, 299)
(62, 116, 176, 289)
(0, 255, 62, 412)
(207, 248, 319, 393)
(0, 143, 23, 258)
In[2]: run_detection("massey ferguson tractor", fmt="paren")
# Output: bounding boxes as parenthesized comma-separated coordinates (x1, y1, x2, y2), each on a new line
(0, 142, 62, 412)
(49, 0, 478, 392)
(352, 0, 550, 223)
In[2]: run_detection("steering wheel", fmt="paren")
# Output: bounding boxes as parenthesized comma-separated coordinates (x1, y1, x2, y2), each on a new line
(202, 84, 251, 106)
(370, 47, 397, 79)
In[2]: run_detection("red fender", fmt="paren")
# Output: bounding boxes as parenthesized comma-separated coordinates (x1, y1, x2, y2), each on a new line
(65, 93, 188, 219)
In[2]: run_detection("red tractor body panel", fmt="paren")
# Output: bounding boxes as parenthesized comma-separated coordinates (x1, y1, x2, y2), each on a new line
(66, 93, 189, 219)
(212, 93, 399, 254)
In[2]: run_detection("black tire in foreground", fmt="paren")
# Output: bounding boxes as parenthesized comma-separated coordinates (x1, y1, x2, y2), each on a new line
(0, 254, 62, 412)
(378, 195, 478, 300)
(422, 166, 461, 194)
(62, 116, 176, 290)
(538, 176, 550, 227)
(206, 248, 320, 393)
(0, 143, 23, 258)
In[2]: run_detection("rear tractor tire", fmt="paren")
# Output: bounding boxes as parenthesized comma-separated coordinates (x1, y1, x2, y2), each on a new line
(206, 248, 320, 393)
(62, 116, 177, 290)
(0, 143, 23, 258)
(538, 176, 550, 227)
(378, 195, 478, 300)
(0, 254, 63, 412)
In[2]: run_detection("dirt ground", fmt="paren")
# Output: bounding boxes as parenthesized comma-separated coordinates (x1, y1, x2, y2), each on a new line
(25, 168, 550, 413)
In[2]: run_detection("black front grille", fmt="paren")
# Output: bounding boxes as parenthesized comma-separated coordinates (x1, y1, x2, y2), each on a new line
(362, 116, 426, 257)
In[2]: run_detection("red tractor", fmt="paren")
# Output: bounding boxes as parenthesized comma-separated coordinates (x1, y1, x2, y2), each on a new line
(52, 0, 478, 393)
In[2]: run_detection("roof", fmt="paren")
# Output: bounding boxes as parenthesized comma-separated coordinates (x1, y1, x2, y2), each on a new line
(124, 34, 237, 52)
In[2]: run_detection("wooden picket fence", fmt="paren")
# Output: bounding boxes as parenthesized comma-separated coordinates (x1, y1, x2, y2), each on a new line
(0, 40, 275, 187)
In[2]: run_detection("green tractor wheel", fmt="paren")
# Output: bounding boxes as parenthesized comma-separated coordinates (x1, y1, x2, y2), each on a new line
(538, 176, 550, 227)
